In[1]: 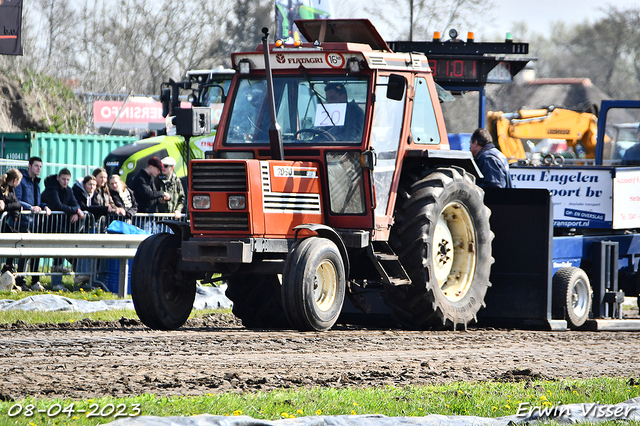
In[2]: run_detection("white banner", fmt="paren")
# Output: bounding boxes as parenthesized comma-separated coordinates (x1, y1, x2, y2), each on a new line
(510, 167, 614, 228)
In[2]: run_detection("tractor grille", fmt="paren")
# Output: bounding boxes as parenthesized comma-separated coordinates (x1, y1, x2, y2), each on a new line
(191, 212, 249, 231)
(191, 162, 247, 192)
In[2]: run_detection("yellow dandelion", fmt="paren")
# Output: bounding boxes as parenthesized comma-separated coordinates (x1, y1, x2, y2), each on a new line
(289, 415, 296, 419)
(492, 406, 498, 411)
(458, 390, 464, 394)
(418, 408, 423, 411)
(353, 402, 358, 407)
(296, 409, 303, 414)
(69, 319, 74, 322)
(281, 412, 289, 418)
(315, 409, 322, 415)
(351, 410, 356, 415)
(233, 410, 242, 416)
(540, 395, 548, 401)
(80, 288, 85, 292)
(207, 393, 213, 396)
(505, 405, 510, 409)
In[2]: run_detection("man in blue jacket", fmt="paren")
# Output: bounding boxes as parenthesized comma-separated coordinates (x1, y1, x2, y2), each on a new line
(14, 157, 51, 290)
(470, 128, 512, 189)
(15, 156, 51, 217)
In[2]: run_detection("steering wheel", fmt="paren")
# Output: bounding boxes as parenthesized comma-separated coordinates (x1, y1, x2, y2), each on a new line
(293, 128, 336, 142)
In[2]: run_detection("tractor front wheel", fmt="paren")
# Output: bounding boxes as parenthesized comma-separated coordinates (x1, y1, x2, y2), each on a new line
(282, 237, 346, 331)
(131, 233, 196, 330)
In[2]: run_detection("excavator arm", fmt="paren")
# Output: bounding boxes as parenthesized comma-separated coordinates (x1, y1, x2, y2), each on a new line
(487, 107, 598, 161)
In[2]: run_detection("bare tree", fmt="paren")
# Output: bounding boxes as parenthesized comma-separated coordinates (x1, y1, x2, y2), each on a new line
(364, 0, 495, 41)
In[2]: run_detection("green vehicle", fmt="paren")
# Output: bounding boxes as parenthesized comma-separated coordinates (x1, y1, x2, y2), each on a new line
(103, 68, 234, 186)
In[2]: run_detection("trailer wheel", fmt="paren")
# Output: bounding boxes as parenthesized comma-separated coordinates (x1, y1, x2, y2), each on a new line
(225, 274, 288, 329)
(282, 237, 346, 331)
(131, 233, 196, 330)
(384, 167, 493, 330)
(552, 267, 592, 328)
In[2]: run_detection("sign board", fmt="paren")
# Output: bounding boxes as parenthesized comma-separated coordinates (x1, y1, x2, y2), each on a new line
(93, 100, 194, 130)
(0, 0, 23, 55)
(613, 168, 640, 229)
(510, 166, 614, 228)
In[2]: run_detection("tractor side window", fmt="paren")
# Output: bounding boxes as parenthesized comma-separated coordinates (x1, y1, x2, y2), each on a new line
(326, 151, 366, 214)
(411, 77, 440, 145)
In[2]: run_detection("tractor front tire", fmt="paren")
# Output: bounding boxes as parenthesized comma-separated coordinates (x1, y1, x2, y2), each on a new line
(384, 167, 493, 330)
(552, 267, 592, 328)
(282, 237, 346, 331)
(131, 233, 196, 330)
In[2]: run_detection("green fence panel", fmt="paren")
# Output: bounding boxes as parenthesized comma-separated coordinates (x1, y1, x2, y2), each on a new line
(0, 132, 31, 162)
(32, 133, 137, 184)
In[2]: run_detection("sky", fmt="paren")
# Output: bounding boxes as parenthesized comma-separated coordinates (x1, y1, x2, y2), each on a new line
(481, 0, 640, 39)
(338, 0, 640, 41)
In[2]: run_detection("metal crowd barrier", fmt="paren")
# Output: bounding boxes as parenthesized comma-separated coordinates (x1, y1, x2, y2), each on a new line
(0, 211, 188, 295)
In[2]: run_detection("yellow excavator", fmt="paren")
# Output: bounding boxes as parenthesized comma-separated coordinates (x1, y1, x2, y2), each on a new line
(487, 106, 598, 161)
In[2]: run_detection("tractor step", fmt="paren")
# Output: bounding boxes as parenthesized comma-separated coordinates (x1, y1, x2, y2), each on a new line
(367, 242, 412, 286)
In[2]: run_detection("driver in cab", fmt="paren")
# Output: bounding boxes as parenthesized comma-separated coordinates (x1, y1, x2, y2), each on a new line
(323, 83, 365, 142)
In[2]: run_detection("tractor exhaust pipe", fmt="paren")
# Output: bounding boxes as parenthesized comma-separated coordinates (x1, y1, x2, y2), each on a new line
(261, 27, 284, 161)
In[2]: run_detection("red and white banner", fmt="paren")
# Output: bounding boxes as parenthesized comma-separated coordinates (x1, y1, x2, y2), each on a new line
(93, 100, 190, 130)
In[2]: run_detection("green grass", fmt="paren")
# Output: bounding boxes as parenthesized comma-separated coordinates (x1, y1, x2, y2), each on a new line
(0, 378, 638, 425)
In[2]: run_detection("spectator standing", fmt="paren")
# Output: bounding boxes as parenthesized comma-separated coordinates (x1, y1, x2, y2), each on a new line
(41, 168, 86, 290)
(0, 169, 26, 288)
(109, 174, 138, 220)
(469, 128, 512, 189)
(73, 175, 111, 218)
(159, 156, 185, 219)
(130, 157, 170, 213)
(92, 167, 125, 217)
(14, 157, 50, 290)
(0, 169, 24, 223)
(15, 156, 52, 226)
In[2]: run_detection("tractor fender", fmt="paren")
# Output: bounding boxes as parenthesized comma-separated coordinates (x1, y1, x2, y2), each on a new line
(159, 220, 192, 241)
(293, 224, 350, 279)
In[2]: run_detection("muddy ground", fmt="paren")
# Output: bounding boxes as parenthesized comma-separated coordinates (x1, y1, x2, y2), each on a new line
(1, 312, 640, 401)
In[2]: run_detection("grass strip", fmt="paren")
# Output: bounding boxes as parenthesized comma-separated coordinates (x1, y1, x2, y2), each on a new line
(0, 377, 639, 425)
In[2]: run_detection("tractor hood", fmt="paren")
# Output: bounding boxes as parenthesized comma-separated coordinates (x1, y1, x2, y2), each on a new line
(294, 19, 391, 52)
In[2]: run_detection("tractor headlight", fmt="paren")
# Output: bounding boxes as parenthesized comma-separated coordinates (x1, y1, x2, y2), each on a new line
(228, 195, 246, 210)
(192, 195, 210, 210)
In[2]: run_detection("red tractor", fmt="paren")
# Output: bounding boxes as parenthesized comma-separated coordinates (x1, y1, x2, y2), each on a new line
(131, 19, 493, 331)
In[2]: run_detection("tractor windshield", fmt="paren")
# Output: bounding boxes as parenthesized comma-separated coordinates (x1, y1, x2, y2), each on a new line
(225, 76, 368, 145)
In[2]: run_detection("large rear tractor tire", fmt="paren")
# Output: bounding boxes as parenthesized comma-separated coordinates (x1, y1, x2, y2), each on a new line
(225, 274, 288, 329)
(384, 167, 493, 330)
(282, 237, 346, 331)
(552, 267, 592, 328)
(131, 233, 196, 330)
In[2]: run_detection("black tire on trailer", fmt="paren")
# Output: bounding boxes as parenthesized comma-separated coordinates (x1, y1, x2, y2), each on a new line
(131, 233, 196, 330)
(225, 274, 288, 329)
(384, 166, 493, 330)
(552, 266, 592, 328)
(282, 237, 346, 331)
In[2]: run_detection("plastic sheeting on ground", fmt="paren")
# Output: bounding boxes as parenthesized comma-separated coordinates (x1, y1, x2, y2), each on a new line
(104, 398, 640, 426)
(0, 284, 232, 313)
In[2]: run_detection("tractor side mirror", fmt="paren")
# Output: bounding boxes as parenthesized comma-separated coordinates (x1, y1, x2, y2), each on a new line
(387, 74, 406, 101)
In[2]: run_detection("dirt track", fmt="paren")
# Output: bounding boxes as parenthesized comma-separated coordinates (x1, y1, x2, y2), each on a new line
(1, 313, 640, 401)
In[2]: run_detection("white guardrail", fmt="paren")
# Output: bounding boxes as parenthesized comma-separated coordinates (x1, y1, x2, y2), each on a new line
(0, 233, 149, 297)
